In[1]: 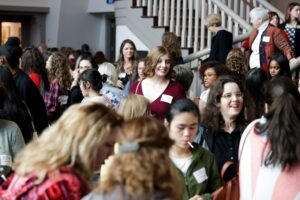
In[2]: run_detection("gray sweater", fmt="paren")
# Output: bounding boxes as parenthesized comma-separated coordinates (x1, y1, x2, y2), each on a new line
(0, 119, 25, 176)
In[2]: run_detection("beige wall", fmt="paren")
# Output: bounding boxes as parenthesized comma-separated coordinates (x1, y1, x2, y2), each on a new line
(269, 0, 295, 13)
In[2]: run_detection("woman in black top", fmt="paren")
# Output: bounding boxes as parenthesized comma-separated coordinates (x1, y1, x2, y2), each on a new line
(198, 75, 254, 180)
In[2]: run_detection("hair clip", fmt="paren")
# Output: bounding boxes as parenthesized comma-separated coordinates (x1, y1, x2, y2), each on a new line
(119, 143, 139, 153)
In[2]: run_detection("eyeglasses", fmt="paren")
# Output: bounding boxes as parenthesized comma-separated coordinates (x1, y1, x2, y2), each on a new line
(221, 92, 244, 100)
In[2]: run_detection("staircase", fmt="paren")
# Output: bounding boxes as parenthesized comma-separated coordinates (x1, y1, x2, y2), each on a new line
(115, 0, 300, 97)
(118, 0, 287, 65)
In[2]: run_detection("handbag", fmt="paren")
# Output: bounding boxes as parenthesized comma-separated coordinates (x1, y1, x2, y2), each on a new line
(211, 125, 252, 200)
(211, 161, 239, 200)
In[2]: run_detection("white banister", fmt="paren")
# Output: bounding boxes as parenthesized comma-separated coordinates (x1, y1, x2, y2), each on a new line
(164, 0, 169, 26)
(181, 0, 187, 47)
(187, 0, 193, 48)
(175, 0, 181, 36)
(194, 0, 200, 51)
(200, 0, 206, 50)
(153, 0, 157, 16)
(142, 0, 147, 7)
(147, 0, 152, 16)
(158, 0, 163, 26)
(170, 0, 175, 32)
(131, 0, 284, 66)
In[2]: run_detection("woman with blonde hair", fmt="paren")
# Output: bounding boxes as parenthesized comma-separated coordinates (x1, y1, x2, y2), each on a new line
(117, 94, 150, 120)
(206, 13, 233, 64)
(98, 62, 125, 110)
(0, 103, 123, 199)
(84, 117, 183, 200)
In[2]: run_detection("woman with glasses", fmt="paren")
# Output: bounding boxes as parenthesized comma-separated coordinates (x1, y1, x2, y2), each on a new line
(197, 75, 254, 180)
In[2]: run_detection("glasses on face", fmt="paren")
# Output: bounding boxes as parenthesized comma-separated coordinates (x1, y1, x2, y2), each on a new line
(221, 92, 244, 100)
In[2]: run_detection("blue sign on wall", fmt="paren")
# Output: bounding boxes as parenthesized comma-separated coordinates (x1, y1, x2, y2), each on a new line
(107, 0, 114, 4)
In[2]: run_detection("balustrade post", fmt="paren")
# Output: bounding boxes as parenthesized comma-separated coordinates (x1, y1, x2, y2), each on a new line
(181, 0, 187, 47)
(164, 0, 170, 26)
(170, 0, 175, 32)
(187, 0, 194, 48)
(158, 0, 163, 25)
(175, 0, 181, 35)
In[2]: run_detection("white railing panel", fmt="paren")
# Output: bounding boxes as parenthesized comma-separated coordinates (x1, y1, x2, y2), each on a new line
(158, 0, 163, 26)
(164, 0, 170, 26)
(170, 0, 175, 32)
(187, 0, 194, 48)
(181, 0, 187, 47)
(175, 0, 181, 36)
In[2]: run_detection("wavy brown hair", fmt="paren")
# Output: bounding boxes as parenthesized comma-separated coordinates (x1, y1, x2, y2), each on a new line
(257, 77, 300, 170)
(48, 52, 72, 89)
(13, 103, 123, 184)
(98, 117, 183, 200)
(21, 46, 50, 91)
(202, 75, 254, 130)
(161, 32, 182, 58)
(143, 46, 173, 78)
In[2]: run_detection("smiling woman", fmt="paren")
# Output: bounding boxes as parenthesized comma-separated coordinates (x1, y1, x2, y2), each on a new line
(197, 75, 254, 180)
(129, 46, 186, 120)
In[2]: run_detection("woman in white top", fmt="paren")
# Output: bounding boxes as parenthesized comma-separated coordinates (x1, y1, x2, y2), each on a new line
(79, 69, 112, 108)
(198, 61, 231, 115)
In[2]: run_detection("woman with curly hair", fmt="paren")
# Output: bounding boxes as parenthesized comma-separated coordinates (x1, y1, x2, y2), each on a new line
(21, 46, 50, 96)
(129, 46, 186, 120)
(0, 103, 123, 199)
(198, 75, 254, 180)
(116, 39, 139, 89)
(44, 52, 71, 123)
(83, 117, 183, 200)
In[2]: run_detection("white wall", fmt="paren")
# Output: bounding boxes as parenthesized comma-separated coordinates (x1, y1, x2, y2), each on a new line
(116, 25, 149, 60)
(44, 0, 109, 54)
(88, 0, 114, 13)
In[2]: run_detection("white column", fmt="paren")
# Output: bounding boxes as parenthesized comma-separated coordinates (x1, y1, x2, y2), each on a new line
(187, 0, 194, 48)
(170, 0, 175, 32)
(175, 0, 181, 35)
(194, 0, 200, 52)
(164, 0, 170, 26)
(181, 0, 187, 47)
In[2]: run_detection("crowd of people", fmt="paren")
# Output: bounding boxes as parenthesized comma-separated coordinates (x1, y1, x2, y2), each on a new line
(0, 3, 299, 200)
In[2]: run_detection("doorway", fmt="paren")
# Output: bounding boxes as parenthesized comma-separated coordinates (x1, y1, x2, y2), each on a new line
(1, 22, 21, 44)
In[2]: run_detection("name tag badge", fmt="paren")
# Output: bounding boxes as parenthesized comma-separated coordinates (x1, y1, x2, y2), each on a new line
(193, 168, 208, 183)
(0, 155, 12, 166)
(296, 25, 300, 29)
(161, 94, 173, 104)
(262, 36, 270, 43)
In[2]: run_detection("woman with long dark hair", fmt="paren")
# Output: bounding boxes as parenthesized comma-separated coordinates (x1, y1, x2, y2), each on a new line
(239, 77, 300, 199)
(0, 65, 34, 143)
